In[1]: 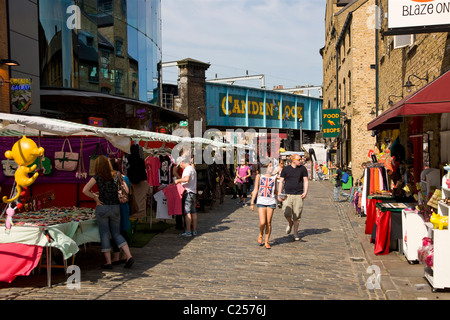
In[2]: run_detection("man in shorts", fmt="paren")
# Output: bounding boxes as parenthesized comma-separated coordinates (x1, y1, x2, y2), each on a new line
(175, 157, 197, 237)
(277, 154, 309, 241)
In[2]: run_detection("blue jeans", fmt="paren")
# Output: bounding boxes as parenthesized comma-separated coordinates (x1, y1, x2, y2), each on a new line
(95, 204, 127, 252)
(334, 186, 349, 202)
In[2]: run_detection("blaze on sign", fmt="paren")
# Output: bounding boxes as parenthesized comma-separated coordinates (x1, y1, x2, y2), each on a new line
(388, 0, 450, 30)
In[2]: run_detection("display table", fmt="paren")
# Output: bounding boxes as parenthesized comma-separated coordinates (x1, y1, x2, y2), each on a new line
(402, 209, 428, 263)
(372, 202, 415, 255)
(0, 207, 99, 284)
(365, 194, 395, 234)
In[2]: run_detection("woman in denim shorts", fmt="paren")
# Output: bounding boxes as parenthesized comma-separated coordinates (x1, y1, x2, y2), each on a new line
(83, 155, 135, 269)
(250, 160, 277, 249)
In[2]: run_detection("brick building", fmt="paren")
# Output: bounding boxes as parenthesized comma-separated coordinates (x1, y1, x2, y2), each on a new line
(322, 0, 377, 180)
(370, 0, 450, 179)
(0, 0, 10, 113)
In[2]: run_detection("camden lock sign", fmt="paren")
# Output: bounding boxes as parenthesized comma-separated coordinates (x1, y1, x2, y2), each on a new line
(219, 93, 303, 121)
(322, 109, 341, 138)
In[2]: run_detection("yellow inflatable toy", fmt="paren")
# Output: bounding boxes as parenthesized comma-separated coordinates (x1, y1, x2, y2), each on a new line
(2, 136, 44, 203)
(430, 212, 449, 230)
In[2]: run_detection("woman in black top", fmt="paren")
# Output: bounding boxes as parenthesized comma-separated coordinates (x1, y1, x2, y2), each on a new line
(83, 155, 135, 269)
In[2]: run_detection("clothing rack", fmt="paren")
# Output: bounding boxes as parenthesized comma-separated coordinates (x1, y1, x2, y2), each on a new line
(361, 164, 390, 214)
(365, 162, 386, 168)
(143, 141, 173, 156)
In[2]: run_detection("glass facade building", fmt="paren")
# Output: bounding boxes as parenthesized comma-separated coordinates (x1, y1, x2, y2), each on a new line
(38, 0, 162, 105)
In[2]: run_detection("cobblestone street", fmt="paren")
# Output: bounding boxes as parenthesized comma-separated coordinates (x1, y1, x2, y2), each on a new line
(0, 180, 387, 301)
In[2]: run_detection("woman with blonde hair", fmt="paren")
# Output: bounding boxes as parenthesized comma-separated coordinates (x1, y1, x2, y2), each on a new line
(250, 159, 277, 249)
(83, 155, 135, 269)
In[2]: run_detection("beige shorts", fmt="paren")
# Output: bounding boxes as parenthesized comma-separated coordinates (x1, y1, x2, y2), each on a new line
(282, 194, 304, 221)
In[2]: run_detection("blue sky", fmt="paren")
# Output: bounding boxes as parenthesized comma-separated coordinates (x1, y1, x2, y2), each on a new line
(161, 0, 325, 94)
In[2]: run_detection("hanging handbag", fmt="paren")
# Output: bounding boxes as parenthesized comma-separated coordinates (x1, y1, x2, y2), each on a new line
(1, 159, 18, 177)
(76, 138, 87, 179)
(116, 172, 129, 204)
(54, 138, 79, 171)
(30, 152, 52, 175)
(89, 142, 104, 176)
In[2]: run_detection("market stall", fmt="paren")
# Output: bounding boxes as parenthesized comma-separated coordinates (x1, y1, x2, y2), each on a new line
(0, 112, 249, 286)
(0, 207, 97, 284)
(366, 71, 450, 290)
(372, 202, 415, 255)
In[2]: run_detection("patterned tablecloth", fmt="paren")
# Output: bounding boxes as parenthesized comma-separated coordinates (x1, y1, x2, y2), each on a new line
(0, 207, 99, 259)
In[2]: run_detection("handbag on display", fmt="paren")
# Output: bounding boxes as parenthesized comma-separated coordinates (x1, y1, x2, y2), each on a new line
(116, 172, 129, 204)
(89, 142, 104, 176)
(1, 159, 18, 177)
(76, 138, 87, 179)
(54, 138, 79, 171)
(30, 152, 52, 175)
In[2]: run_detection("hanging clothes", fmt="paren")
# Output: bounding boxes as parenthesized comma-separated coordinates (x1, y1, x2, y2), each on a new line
(163, 183, 185, 216)
(154, 190, 170, 219)
(159, 154, 172, 185)
(145, 156, 161, 187)
(361, 164, 390, 234)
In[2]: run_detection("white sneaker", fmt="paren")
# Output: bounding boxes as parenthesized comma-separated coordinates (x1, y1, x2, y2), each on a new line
(286, 223, 293, 234)
(181, 232, 192, 237)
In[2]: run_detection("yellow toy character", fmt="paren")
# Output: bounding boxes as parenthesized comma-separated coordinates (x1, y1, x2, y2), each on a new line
(2, 136, 44, 203)
(430, 212, 449, 230)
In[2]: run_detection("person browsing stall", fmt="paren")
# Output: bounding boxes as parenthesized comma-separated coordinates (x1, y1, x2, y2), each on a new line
(82, 155, 135, 269)
(174, 156, 198, 237)
(235, 158, 251, 206)
(277, 154, 309, 241)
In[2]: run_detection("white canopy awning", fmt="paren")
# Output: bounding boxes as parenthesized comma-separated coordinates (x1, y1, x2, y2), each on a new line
(0, 112, 250, 153)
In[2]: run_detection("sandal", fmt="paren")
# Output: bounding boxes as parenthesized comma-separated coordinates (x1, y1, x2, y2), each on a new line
(264, 242, 271, 249)
(257, 235, 264, 246)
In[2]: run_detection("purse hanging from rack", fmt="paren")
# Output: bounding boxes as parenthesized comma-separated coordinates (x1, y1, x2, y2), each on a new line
(30, 151, 52, 175)
(76, 138, 87, 179)
(89, 142, 104, 176)
(54, 138, 79, 171)
(1, 159, 18, 177)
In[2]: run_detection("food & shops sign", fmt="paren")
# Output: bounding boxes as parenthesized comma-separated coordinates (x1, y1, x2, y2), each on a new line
(322, 109, 340, 138)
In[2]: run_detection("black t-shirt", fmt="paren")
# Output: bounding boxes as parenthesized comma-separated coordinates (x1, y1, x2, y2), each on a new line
(335, 169, 343, 187)
(280, 165, 308, 195)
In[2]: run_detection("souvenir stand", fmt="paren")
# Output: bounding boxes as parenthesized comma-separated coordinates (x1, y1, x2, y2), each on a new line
(419, 168, 450, 291)
(0, 113, 247, 286)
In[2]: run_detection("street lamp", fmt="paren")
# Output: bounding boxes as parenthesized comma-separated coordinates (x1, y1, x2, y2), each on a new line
(0, 59, 20, 66)
(404, 72, 429, 93)
(388, 94, 403, 106)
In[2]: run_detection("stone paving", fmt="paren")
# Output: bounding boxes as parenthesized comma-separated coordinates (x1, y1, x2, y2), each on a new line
(3, 180, 450, 301)
(0, 180, 389, 301)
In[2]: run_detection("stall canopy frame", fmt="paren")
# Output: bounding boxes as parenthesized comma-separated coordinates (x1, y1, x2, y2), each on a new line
(0, 112, 251, 153)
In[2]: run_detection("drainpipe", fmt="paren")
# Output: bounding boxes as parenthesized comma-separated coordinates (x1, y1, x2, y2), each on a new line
(375, 0, 379, 117)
